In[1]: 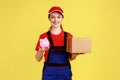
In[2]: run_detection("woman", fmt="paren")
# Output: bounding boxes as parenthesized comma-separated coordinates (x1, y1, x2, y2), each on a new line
(35, 6, 78, 80)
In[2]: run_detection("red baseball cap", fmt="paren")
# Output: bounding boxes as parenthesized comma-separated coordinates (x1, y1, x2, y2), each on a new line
(48, 6, 64, 17)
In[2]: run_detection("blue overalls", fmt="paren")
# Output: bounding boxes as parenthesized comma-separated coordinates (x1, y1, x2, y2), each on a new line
(42, 31, 72, 80)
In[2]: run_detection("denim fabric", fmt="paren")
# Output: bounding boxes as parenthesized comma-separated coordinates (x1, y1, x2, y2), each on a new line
(42, 66, 72, 80)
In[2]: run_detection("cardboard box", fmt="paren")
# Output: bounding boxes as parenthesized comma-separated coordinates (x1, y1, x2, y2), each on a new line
(66, 38, 92, 53)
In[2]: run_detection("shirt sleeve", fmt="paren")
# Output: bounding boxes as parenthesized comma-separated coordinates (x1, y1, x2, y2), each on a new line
(35, 32, 48, 51)
(67, 32, 73, 38)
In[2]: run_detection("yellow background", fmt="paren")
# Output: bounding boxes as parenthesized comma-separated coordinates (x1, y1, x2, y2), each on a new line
(0, 0, 120, 80)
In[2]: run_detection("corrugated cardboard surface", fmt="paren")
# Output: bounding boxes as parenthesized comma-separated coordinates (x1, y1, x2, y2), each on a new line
(66, 38, 92, 53)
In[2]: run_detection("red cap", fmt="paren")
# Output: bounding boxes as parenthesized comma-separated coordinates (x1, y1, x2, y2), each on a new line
(48, 6, 64, 16)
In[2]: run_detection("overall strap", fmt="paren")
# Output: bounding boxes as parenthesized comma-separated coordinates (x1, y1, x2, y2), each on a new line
(47, 31, 54, 46)
(64, 32, 67, 47)
(64, 32, 71, 68)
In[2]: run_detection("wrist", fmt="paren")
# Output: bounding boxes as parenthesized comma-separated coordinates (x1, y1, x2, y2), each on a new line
(38, 48, 44, 53)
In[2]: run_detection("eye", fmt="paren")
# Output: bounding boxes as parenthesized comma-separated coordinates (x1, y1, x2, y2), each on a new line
(51, 16, 54, 19)
(50, 15, 55, 19)
(58, 16, 61, 18)
(57, 15, 62, 18)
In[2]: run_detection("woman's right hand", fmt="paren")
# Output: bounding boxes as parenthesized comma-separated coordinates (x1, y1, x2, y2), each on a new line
(35, 47, 49, 62)
(41, 47, 49, 51)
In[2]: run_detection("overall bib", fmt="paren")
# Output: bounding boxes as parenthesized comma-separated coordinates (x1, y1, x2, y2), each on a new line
(42, 31, 72, 80)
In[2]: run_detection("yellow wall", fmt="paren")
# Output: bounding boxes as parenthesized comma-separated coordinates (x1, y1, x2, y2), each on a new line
(0, 0, 120, 80)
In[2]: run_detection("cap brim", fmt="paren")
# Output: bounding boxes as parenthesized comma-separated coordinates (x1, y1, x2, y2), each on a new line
(48, 10, 64, 16)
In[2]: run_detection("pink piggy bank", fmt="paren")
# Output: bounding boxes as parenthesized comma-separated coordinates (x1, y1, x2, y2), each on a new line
(39, 38, 50, 49)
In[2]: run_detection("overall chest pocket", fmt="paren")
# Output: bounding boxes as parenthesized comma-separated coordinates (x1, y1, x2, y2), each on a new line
(48, 47, 68, 64)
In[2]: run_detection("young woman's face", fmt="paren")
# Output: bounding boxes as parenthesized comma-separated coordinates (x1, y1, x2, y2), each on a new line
(49, 12, 63, 28)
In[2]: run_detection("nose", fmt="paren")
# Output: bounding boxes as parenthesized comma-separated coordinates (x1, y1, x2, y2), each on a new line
(54, 17, 57, 21)
(53, 17, 58, 23)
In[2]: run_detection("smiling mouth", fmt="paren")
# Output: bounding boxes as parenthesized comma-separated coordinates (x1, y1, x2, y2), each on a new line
(53, 22, 59, 25)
